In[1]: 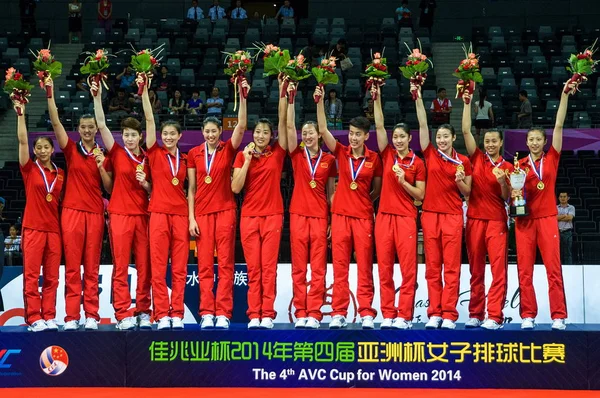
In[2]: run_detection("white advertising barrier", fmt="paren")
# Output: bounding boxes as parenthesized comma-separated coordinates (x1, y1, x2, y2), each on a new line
(0, 263, 590, 325)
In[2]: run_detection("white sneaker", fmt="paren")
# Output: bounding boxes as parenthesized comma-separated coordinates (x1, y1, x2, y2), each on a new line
(551, 318, 567, 331)
(305, 317, 320, 329)
(481, 319, 503, 330)
(45, 319, 59, 331)
(116, 317, 136, 331)
(171, 317, 184, 330)
(200, 315, 215, 329)
(84, 318, 99, 330)
(361, 316, 375, 330)
(465, 318, 482, 328)
(215, 316, 230, 329)
(329, 315, 347, 329)
(63, 320, 80, 331)
(28, 320, 48, 332)
(138, 313, 152, 330)
(441, 319, 456, 330)
(425, 316, 442, 329)
(295, 317, 308, 328)
(157, 316, 171, 330)
(380, 318, 394, 329)
(248, 318, 261, 329)
(392, 317, 413, 330)
(260, 317, 274, 329)
(521, 317, 536, 329)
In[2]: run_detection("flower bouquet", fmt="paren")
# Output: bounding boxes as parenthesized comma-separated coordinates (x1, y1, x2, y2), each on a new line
(224, 49, 254, 110)
(80, 49, 112, 97)
(399, 42, 432, 101)
(128, 44, 164, 95)
(311, 55, 339, 103)
(452, 43, 483, 105)
(564, 40, 598, 95)
(254, 43, 290, 78)
(3, 68, 34, 116)
(362, 51, 390, 101)
(280, 52, 311, 104)
(30, 45, 62, 99)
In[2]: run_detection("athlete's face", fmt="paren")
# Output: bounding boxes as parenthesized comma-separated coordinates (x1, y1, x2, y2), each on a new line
(392, 128, 411, 154)
(161, 125, 181, 150)
(33, 139, 55, 163)
(122, 128, 142, 151)
(348, 126, 368, 150)
(435, 128, 455, 153)
(203, 122, 222, 147)
(78, 117, 97, 144)
(253, 123, 272, 151)
(301, 124, 320, 151)
(484, 131, 503, 158)
(526, 130, 546, 157)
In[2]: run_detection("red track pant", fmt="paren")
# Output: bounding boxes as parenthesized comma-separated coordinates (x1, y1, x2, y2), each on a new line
(375, 213, 418, 320)
(196, 209, 236, 318)
(149, 213, 189, 320)
(290, 213, 328, 320)
(421, 211, 463, 321)
(109, 214, 151, 321)
(240, 214, 282, 320)
(22, 228, 61, 325)
(62, 208, 104, 322)
(515, 216, 567, 319)
(466, 218, 508, 323)
(330, 214, 376, 318)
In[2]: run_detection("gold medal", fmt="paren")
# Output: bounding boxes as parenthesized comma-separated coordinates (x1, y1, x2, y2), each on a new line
(247, 142, 256, 150)
(350, 181, 358, 190)
(136, 164, 144, 171)
(46, 193, 53, 202)
(392, 164, 401, 173)
(537, 181, 545, 190)
(172, 177, 179, 186)
(456, 164, 464, 172)
(92, 148, 102, 156)
(205, 176, 213, 184)
(309, 180, 317, 189)
(413, 200, 423, 206)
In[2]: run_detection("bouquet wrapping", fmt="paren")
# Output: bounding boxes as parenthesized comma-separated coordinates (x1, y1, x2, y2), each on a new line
(311, 56, 339, 103)
(224, 50, 254, 110)
(80, 49, 112, 97)
(30, 45, 62, 99)
(399, 42, 432, 101)
(452, 43, 483, 105)
(3, 68, 34, 116)
(564, 40, 598, 95)
(362, 51, 390, 101)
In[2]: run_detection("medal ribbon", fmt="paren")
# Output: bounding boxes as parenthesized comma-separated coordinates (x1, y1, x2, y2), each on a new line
(35, 160, 58, 195)
(349, 156, 366, 183)
(78, 140, 100, 156)
(167, 148, 180, 179)
(305, 147, 323, 181)
(124, 146, 146, 166)
(437, 148, 463, 166)
(395, 151, 415, 169)
(205, 142, 216, 177)
(486, 152, 504, 168)
(528, 153, 543, 182)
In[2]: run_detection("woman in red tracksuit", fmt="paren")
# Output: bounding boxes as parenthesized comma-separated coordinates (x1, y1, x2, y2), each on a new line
(373, 87, 425, 330)
(47, 79, 111, 331)
(513, 86, 571, 331)
(93, 82, 152, 330)
(232, 78, 287, 330)
(16, 103, 64, 332)
(187, 84, 248, 330)
(415, 85, 472, 330)
(286, 89, 337, 330)
(461, 89, 513, 330)
(144, 84, 189, 331)
(316, 87, 383, 330)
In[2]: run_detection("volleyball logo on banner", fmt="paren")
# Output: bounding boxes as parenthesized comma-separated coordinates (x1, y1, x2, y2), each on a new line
(39, 346, 69, 376)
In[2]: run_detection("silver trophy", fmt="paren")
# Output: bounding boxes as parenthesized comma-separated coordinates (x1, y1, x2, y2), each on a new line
(509, 152, 528, 217)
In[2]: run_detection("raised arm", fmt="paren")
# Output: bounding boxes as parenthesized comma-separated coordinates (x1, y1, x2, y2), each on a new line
(231, 147, 253, 194)
(92, 83, 115, 152)
(231, 83, 248, 150)
(552, 86, 571, 153)
(277, 79, 288, 150)
(46, 79, 69, 149)
(416, 94, 430, 150)
(140, 77, 156, 149)
(286, 93, 298, 153)
(373, 86, 388, 152)
(315, 87, 336, 152)
(16, 105, 29, 167)
(461, 92, 477, 156)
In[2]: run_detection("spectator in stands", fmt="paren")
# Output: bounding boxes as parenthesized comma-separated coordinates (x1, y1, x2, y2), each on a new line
(275, 0, 294, 20)
(473, 88, 494, 144)
(148, 89, 163, 114)
(109, 88, 132, 118)
(186, 90, 204, 115)
(418, 0, 436, 35)
(396, 0, 413, 29)
(186, 0, 204, 22)
(208, 0, 226, 21)
(206, 87, 224, 117)
(19, 0, 37, 33)
(116, 66, 136, 94)
(430, 87, 452, 127)
(230, 0, 248, 19)
(557, 192, 575, 264)
(168, 90, 186, 115)
(325, 89, 343, 128)
(330, 39, 348, 69)
(4, 225, 22, 266)
(97, 0, 112, 33)
(154, 66, 173, 93)
(68, 0, 83, 44)
(518, 90, 533, 129)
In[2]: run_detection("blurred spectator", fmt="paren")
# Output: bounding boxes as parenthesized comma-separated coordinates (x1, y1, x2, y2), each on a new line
(68, 0, 83, 44)
(168, 90, 186, 115)
(208, 0, 226, 21)
(473, 88, 494, 143)
(418, 0, 436, 35)
(206, 87, 224, 116)
(19, 0, 37, 33)
(230, 0, 248, 19)
(148, 89, 163, 114)
(4, 225, 22, 266)
(77, 76, 90, 92)
(518, 90, 533, 129)
(109, 88, 132, 118)
(275, 0, 294, 20)
(325, 89, 343, 129)
(364, 97, 375, 125)
(186, 0, 204, 21)
(396, 0, 413, 29)
(97, 0, 112, 33)
(557, 192, 575, 264)
(154, 66, 173, 93)
(186, 90, 204, 114)
(116, 66, 136, 94)
(430, 87, 452, 127)
(330, 39, 348, 69)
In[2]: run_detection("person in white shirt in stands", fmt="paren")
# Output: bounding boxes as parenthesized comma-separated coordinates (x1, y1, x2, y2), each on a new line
(186, 0, 204, 21)
(473, 89, 494, 144)
(208, 0, 226, 21)
(275, 0, 294, 20)
(4, 225, 22, 266)
(557, 192, 575, 264)
(230, 0, 247, 19)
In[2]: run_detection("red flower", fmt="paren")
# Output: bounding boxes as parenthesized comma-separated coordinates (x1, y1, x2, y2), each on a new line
(233, 59, 240, 64)
(150, 57, 157, 65)
(14, 73, 22, 81)
(243, 59, 251, 64)
(577, 54, 588, 60)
